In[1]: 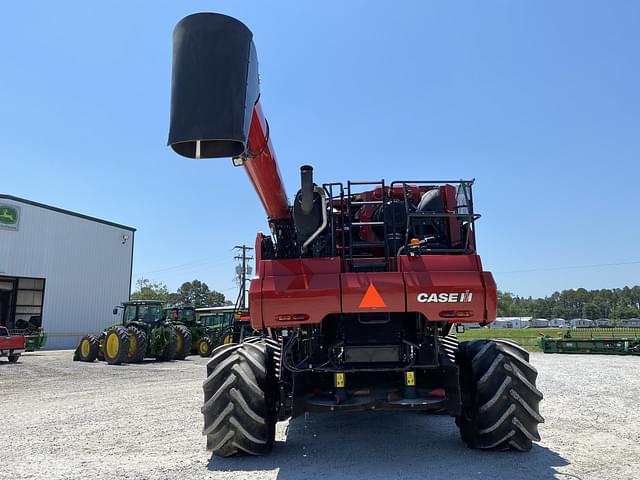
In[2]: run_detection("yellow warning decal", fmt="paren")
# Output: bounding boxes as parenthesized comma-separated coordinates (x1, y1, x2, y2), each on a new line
(335, 372, 345, 388)
(405, 371, 416, 386)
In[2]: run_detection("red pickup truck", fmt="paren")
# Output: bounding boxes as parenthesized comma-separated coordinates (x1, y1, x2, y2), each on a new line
(0, 326, 25, 363)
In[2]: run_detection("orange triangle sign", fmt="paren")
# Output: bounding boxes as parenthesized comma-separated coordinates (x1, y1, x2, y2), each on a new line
(359, 283, 386, 308)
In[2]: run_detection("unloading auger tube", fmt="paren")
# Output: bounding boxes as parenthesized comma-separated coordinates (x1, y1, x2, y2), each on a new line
(167, 12, 543, 457)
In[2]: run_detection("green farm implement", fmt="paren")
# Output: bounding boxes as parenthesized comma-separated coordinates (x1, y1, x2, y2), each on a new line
(539, 328, 640, 355)
(14, 317, 47, 352)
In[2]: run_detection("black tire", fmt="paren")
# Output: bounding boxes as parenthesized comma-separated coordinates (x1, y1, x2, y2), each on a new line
(8, 354, 20, 363)
(198, 337, 213, 357)
(157, 327, 177, 361)
(103, 326, 130, 365)
(77, 335, 99, 362)
(97, 332, 106, 361)
(174, 325, 193, 360)
(202, 341, 277, 456)
(126, 327, 147, 363)
(456, 339, 544, 452)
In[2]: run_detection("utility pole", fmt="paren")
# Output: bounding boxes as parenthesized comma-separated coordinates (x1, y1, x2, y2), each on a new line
(233, 245, 254, 309)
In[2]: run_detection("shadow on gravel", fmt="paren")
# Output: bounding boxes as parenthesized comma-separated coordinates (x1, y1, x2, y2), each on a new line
(208, 411, 568, 480)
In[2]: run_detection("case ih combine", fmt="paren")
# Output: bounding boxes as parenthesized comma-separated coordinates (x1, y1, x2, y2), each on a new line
(168, 13, 543, 456)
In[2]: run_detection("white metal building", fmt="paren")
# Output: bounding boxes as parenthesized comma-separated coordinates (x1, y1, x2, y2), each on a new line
(549, 318, 566, 327)
(490, 317, 532, 329)
(0, 195, 135, 349)
(569, 318, 594, 328)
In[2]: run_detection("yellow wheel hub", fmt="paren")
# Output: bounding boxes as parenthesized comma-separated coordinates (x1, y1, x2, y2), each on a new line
(80, 339, 90, 358)
(106, 333, 120, 358)
(223, 335, 233, 345)
(176, 333, 183, 353)
(199, 340, 208, 354)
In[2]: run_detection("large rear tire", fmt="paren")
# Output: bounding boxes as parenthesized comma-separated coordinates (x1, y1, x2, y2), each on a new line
(202, 341, 276, 456)
(157, 327, 177, 361)
(126, 327, 147, 363)
(456, 339, 544, 451)
(174, 325, 192, 360)
(77, 335, 99, 362)
(103, 326, 130, 365)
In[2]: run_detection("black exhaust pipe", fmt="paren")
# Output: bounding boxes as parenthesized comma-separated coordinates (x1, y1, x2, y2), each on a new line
(168, 13, 259, 159)
(300, 165, 315, 215)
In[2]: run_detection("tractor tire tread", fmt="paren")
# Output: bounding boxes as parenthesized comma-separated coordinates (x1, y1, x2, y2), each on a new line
(104, 326, 130, 365)
(456, 339, 544, 452)
(202, 340, 276, 457)
(127, 327, 147, 363)
(174, 324, 193, 360)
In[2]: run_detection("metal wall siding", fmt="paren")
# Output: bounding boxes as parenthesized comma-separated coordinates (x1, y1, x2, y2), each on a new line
(0, 199, 133, 349)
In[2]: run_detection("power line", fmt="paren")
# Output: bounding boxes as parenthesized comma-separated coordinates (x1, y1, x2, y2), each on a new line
(496, 260, 640, 275)
(134, 255, 230, 276)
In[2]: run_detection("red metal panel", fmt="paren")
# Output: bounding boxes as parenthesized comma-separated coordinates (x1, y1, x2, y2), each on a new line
(404, 271, 488, 323)
(248, 276, 264, 330)
(481, 272, 498, 324)
(263, 257, 342, 276)
(260, 258, 342, 328)
(340, 273, 406, 313)
(398, 254, 482, 272)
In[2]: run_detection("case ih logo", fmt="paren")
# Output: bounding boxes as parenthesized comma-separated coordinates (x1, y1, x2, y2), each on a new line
(417, 291, 473, 303)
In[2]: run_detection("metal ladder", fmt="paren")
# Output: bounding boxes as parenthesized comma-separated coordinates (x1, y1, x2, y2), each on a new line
(345, 180, 390, 272)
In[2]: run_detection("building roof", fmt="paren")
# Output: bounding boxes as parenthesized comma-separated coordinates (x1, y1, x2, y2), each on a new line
(0, 194, 136, 232)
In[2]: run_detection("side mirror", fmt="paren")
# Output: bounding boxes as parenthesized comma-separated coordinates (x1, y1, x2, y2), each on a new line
(113, 308, 118, 315)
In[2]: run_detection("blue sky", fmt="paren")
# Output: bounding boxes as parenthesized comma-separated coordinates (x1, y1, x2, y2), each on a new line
(2, 1, 639, 299)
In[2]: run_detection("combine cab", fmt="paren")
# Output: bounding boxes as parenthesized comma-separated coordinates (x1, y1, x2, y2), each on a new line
(167, 13, 544, 456)
(75, 300, 182, 365)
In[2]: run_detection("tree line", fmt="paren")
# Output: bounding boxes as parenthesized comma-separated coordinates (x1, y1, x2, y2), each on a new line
(498, 286, 640, 319)
(131, 278, 233, 308)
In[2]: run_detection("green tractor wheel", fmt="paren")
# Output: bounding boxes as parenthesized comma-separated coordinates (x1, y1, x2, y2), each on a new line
(157, 327, 177, 361)
(126, 327, 147, 363)
(103, 326, 130, 365)
(76, 335, 99, 362)
(198, 337, 213, 357)
(174, 325, 193, 360)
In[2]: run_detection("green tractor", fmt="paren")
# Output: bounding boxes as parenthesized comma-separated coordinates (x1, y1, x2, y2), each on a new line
(164, 305, 201, 357)
(195, 306, 254, 356)
(75, 300, 191, 365)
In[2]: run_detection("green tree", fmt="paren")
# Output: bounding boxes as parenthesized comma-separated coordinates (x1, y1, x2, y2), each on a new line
(176, 280, 228, 308)
(130, 278, 176, 302)
(497, 286, 640, 319)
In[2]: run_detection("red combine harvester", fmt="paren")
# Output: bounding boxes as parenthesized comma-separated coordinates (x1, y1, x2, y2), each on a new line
(168, 13, 543, 456)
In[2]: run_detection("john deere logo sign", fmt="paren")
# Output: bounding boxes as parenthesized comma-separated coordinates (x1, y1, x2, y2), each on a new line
(0, 205, 20, 230)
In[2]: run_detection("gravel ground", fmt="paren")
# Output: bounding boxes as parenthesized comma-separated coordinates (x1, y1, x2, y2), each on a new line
(1, 350, 638, 480)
